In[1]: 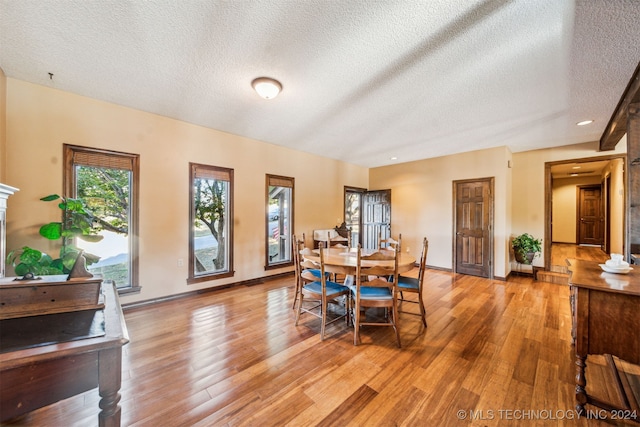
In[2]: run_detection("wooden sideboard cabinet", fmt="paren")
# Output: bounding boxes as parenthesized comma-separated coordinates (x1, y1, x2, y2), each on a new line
(0, 281, 129, 426)
(567, 259, 640, 419)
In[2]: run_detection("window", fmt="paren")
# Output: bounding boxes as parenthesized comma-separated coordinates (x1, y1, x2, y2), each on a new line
(64, 144, 139, 293)
(266, 175, 294, 268)
(189, 163, 234, 283)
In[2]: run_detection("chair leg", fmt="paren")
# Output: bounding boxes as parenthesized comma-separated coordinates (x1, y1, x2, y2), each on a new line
(320, 297, 327, 341)
(345, 294, 351, 326)
(392, 305, 401, 348)
(291, 277, 300, 310)
(353, 300, 360, 346)
(418, 291, 427, 327)
(295, 294, 304, 325)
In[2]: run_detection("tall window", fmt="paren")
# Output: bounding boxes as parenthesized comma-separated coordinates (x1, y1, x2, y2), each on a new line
(189, 163, 234, 283)
(266, 175, 294, 268)
(64, 144, 139, 293)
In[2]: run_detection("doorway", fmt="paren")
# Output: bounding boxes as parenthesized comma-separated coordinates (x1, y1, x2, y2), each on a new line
(544, 155, 625, 270)
(453, 178, 494, 278)
(344, 187, 391, 250)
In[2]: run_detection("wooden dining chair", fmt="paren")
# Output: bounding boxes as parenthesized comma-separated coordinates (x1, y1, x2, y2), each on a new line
(291, 234, 326, 310)
(396, 237, 428, 327)
(349, 245, 401, 347)
(327, 230, 351, 249)
(295, 243, 350, 340)
(325, 230, 352, 283)
(378, 232, 401, 252)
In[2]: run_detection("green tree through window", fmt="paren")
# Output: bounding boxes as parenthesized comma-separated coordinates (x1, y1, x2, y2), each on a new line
(189, 163, 234, 283)
(64, 145, 139, 292)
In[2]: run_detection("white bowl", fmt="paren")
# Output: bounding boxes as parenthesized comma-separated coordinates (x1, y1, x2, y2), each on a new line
(605, 259, 629, 268)
(600, 264, 633, 274)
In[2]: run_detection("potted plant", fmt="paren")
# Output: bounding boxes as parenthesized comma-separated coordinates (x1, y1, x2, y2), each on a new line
(512, 233, 542, 265)
(7, 194, 102, 279)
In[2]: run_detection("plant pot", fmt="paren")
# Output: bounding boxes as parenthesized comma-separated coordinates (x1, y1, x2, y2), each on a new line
(515, 251, 535, 264)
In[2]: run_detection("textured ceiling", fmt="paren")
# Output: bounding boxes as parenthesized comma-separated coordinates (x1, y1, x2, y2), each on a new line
(1, 0, 639, 168)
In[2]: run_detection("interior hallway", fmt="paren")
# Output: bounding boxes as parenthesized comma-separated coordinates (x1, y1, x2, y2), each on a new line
(550, 243, 609, 268)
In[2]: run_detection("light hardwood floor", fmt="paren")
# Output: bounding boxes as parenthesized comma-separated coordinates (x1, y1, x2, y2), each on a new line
(4, 244, 633, 426)
(550, 243, 609, 266)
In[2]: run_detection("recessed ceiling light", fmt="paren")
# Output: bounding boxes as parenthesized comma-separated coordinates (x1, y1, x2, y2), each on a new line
(576, 120, 593, 126)
(390, 157, 397, 160)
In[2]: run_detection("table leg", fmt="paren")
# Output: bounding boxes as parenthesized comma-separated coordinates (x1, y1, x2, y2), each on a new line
(98, 347, 123, 427)
(575, 354, 588, 415)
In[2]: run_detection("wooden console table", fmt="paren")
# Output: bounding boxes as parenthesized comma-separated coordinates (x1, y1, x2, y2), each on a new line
(0, 281, 129, 426)
(567, 259, 640, 419)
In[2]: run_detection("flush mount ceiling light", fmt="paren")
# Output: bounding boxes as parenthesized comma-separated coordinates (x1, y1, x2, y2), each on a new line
(252, 77, 282, 99)
(576, 120, 593, 126)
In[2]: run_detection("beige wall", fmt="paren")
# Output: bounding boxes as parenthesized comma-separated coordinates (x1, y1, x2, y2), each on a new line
(512, 140, 627, 268)
(4, 77, 631, 300)
(604, 157, 625, 254)
(369, 146, 512, 278)
(4, 79, 368, 303)
(370, 141, 627, 278)
(552, 175, 601, 243)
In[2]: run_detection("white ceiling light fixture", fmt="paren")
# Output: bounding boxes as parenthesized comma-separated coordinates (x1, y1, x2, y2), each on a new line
(252, 77, 282, 100)
(576, 120, 594, 126)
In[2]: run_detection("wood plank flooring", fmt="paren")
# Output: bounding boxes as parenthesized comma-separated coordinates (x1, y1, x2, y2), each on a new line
(4, 245, 634, 426)
(551, 243, 609, 266)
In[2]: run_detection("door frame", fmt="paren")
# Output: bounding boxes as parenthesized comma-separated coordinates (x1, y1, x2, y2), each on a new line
(452, 177, 494, 279)
(604, 174, 611, 253)
(344, 186, 391, 250)
(544, 154, 626, 270)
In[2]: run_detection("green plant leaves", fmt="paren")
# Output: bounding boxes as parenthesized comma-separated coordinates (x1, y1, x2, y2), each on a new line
(62, 251, 80, 271)
(40, 194, 60, 201)
(19, 246, 43, 265)
(8, 194, 103, 277)
(8, 247, 65, 276)
(14, 262, 32, 276)
(512, 233, 542, 264)
(39, 222, 62, 240)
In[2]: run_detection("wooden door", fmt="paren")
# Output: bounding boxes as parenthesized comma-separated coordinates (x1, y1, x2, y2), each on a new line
(577, 185, 603, 246)
(454, 179, 493, 278)
(362, 190, 391, 251)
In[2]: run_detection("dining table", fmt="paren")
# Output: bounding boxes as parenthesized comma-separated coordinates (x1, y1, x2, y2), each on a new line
(303, 247, 416, 276)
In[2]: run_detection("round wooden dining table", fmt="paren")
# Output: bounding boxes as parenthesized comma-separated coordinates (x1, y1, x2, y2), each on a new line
(303, 247, 416, 275)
